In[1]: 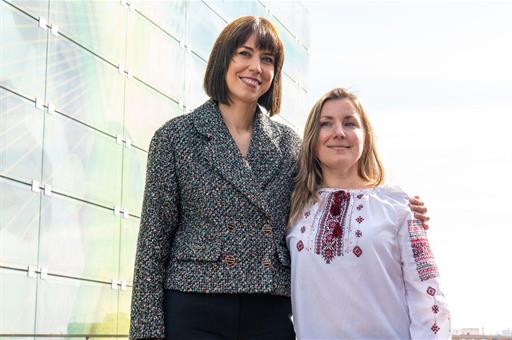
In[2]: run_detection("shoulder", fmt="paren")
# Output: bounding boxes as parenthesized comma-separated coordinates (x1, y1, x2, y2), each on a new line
(266, 116, 302, 153)
(372, 185, 412, 222)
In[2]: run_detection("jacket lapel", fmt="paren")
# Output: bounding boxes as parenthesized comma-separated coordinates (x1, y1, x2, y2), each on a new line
(191, 100, 273, 218)
(247, 108, 282, 191)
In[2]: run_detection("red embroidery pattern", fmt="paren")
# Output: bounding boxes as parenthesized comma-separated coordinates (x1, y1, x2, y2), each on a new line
(426, 287, 441, 334)
(356, 204, 363, 210)
(300, 226, 306, 233)
(427, 286, 436, 296)
(355, 230, 362, 238)
(356, 216, 364, 224)
(353, 245, 363, 257)
(304, 211, 311, 218)
(432, 305, 439, 313)
(315, 191, 350, 264)
(296, 240, 304, 252)
(408, 219, 439, 281)
(431, 323, 440, 334)
(356, 194, 364, 199)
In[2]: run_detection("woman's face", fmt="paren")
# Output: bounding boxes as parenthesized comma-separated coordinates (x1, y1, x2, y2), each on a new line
(315, 98, 366, 176)
(225, 33, 275, 105)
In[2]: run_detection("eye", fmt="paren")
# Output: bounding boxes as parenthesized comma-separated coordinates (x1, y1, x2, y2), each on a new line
(261, 55, 275, 64)
(238, 50, 251, 57)
(320, 121, 332, 128)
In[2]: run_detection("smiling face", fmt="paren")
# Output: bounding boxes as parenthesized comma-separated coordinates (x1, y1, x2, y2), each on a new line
(224, 33, 275, 106)
(315, 98, 366, 179)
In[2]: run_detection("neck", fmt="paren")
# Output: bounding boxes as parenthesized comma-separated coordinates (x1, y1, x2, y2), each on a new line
(218, 101, 257, 132)
(321, 166, 370, 189)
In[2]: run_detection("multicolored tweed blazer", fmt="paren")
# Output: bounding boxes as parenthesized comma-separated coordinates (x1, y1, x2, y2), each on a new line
(129, 99, 301, 339)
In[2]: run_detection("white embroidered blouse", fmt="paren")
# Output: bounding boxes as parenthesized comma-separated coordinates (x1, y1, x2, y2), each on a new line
(287, 186, 451, 340)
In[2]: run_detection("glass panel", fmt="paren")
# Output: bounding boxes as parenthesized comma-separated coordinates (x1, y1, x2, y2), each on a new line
(279, 76, 308, 129)
(0, 267, 37, 333)
(297, 1, 310, 49)
(48, 0, 127, 65)
(122, 147, 146, 217)
(187, 1, 226, 61)
(0, 178, 40, 268)
(274, 19, 300, 82)
(185, 53, 208, 110)
(267, 1, 297, 35)
(46, 34, 125, 137)
(204, 0, 257, 21)
(117, 287, 132, 334)
(126, 13, 184, 101)
(0, 89, 44, 183)
(36, 276, 118, 334)
(119, 217, 139, 285)
(42, 113, 123, 207)
(0, 1, 47, 99)
(131, 0, 185, 40)
(5, 0, 49, 20)
(39, 193, 120, 282)
(124, 80, 182, 151)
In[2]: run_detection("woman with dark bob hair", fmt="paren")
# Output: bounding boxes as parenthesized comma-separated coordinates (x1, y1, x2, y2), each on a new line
(129, 16, 429, 339)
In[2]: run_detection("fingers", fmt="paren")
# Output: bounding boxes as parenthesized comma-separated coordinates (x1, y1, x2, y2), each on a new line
(410, 205, 428, 214)
(409, 196, 424, 206)
(412, 210, 430, 222)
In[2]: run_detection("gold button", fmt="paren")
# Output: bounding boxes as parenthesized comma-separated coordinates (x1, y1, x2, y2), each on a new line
(224, 255, 236, 267)
(262, 224, 272, 235)
(262, 257, 271, 269)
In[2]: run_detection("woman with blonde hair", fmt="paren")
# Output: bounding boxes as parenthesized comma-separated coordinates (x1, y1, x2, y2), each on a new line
(287, 88, 450, 339)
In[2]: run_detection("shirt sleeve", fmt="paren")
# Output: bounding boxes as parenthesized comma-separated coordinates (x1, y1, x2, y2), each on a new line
(129, 128, 180, 339)
(397, 208, 451, 339)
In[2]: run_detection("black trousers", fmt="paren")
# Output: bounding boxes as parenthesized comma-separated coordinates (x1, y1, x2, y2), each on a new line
(164, 289, 295, 340)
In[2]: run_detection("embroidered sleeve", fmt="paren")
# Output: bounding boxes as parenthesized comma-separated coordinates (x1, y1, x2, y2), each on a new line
(130, 128, 180, 339)
(398, 211, 451, 339)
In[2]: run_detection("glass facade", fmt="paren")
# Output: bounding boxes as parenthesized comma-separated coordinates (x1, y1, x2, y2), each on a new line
(0, 0, 309, 336)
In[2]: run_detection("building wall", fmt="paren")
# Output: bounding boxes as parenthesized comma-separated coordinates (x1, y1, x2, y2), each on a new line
(0, 0, 309, 335)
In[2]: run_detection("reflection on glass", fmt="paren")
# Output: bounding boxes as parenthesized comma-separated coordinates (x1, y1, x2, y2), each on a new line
(131, 0, 185, 40)
(120, 217, 139, 284)
(0, 178, 40, 268)
(204, 0, 257, 22)
(0, 267, 37, 333)
(279, 75, 299, 122)
(5, 0, 49, 20)
(39, 193, 120, 282)
(49, 0, 127, 65)
(0, 2, 47, 99)
(43, 113, 122, 207)
(124, 80, 182, 151)
(117, 287, 132, 334)
(46, 35, 125, 136)
(122, 147, 147, 217)
(36, 276, 118, 334)
(187, 1, 226, 60)
(127, 13, 184, 101)
(0, 89, 44, 183)
(185, 53, 208, 110)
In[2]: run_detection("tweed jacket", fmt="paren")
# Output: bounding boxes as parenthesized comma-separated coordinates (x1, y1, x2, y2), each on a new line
(129, 99, 301, 338)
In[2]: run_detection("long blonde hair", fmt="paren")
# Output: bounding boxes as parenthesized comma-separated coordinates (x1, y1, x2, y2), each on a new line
(289, 88, 385, 225)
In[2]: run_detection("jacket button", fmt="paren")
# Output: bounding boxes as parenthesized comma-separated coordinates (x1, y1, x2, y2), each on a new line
(262, 224, 272, 235)
(262, 257, 271, 269)
(224, 254, 236, 267)
(227, 223, 235, 231)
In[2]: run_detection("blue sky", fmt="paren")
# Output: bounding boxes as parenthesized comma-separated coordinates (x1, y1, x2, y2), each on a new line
(303, 0, 512, 333)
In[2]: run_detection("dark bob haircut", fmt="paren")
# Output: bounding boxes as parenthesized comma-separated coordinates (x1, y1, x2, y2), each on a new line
(203, 16, 284, 116)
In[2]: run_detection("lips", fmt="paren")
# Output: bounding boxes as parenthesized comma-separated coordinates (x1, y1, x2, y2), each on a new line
(239, 76, 261, 88)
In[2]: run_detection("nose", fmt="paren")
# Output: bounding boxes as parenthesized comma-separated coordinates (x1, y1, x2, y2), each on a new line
(334, 123, 346, 138)
(249, 56, 262, 74)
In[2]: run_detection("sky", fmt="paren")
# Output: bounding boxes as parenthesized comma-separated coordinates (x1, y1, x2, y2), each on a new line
(303, 0, 512, 334)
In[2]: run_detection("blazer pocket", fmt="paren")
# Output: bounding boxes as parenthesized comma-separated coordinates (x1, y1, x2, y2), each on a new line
(276, 244, 291, 267)
(171, 232, 223, 262)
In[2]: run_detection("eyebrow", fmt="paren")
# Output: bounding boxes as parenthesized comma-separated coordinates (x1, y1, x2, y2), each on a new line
(240, 45, 274, 56)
